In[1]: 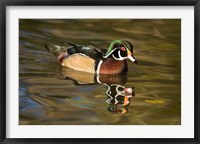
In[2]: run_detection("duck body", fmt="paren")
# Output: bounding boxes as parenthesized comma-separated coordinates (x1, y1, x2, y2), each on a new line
(45, 40, 136, 74)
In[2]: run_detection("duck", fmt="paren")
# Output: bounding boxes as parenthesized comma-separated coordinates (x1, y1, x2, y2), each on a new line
(45, 40, 137, 74)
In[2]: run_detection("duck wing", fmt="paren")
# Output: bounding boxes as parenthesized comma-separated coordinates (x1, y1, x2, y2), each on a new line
(45, 42, 107, 62)
(64, 42, 106, 62)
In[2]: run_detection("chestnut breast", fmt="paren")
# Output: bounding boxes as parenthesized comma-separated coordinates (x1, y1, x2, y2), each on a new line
(99, 58, 128, 74)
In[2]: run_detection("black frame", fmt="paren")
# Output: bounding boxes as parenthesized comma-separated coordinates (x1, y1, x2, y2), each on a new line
(0, 0, 199, 144)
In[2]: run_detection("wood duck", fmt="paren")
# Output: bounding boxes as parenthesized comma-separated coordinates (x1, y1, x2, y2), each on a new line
(45, 40, 137, 74)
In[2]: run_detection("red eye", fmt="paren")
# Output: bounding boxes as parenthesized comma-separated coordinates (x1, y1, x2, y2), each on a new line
(121, 47, 126, 51)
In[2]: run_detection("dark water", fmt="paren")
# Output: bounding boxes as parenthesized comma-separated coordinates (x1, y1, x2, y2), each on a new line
(19, 19, 181, 125)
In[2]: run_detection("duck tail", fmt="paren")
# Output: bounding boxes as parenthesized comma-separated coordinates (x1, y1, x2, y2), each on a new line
(45, 43, 65, 57)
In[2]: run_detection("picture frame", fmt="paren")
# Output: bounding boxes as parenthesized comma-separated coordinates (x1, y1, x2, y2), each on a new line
(0, 0, 199, 143)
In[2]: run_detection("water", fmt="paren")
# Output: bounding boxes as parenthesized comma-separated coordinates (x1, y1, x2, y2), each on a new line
(19, 19, 181, 125)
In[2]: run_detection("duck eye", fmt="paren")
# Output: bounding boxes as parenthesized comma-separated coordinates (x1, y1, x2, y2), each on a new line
(120, 47, 126, 51)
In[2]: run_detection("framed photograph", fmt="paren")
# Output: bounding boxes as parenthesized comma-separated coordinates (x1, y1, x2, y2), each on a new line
(0, 0, 199, 143)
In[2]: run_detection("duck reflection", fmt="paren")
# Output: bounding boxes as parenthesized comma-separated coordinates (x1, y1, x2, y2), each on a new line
(61, 68, 135, 114)
(105, 84, 134, 114)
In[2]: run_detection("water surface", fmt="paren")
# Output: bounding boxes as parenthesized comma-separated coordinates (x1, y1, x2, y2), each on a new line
(19, 19, 181, 125)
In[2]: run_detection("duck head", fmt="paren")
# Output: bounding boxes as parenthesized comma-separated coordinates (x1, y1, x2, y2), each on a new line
(104, 40, 137, 64)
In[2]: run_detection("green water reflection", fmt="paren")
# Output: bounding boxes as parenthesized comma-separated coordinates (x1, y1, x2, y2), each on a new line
(19, 19, 181, 125)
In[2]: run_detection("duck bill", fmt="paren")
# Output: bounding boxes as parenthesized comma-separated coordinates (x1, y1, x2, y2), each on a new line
(127, 51, 137, 64)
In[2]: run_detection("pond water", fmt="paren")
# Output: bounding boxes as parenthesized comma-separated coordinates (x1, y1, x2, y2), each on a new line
(19, 19, 181, 125)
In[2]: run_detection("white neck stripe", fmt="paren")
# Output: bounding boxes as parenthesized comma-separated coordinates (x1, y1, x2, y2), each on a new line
(112, 54, 127, 61)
